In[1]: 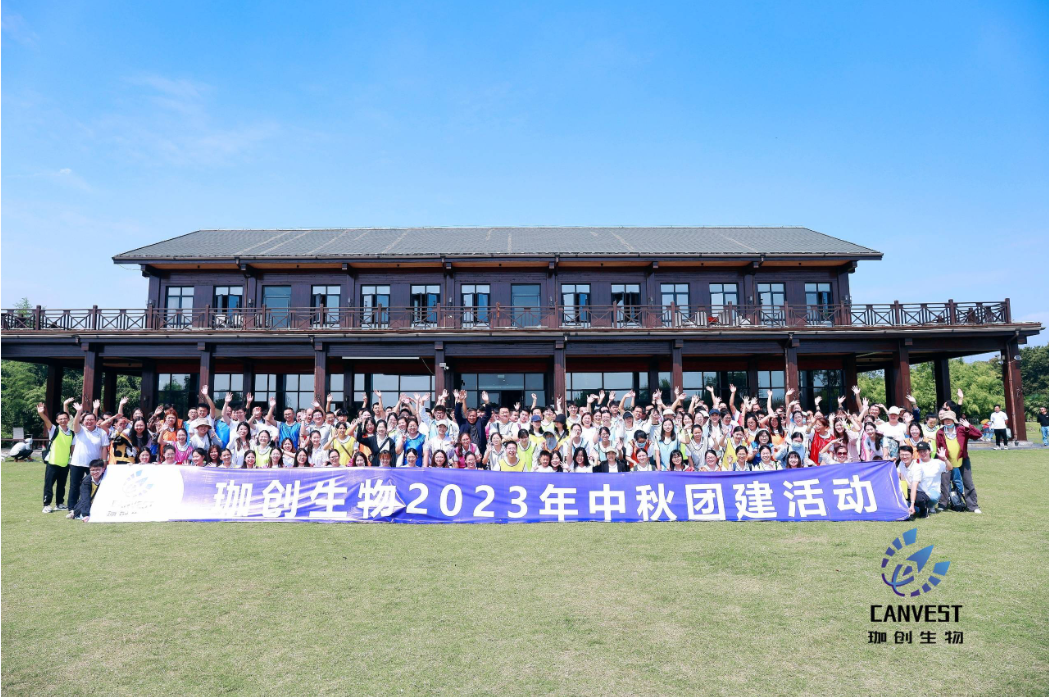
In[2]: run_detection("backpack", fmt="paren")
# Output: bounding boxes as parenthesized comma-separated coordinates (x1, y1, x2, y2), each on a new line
(949, 480, 967, 512)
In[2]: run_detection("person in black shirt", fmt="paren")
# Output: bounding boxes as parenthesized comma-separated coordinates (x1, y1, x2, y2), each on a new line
(454, 389, 492, 457)
(1037, 406, 1049, 447)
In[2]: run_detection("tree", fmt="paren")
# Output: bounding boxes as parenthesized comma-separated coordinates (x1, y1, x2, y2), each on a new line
(1020, 345, 1049, 419)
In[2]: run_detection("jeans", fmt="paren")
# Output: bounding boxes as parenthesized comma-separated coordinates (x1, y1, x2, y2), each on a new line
(994, 429, 1008, 447)
(43, 464, 68, 506)
(1041, 426, 1048, 446)
(67, 466, 88, 512)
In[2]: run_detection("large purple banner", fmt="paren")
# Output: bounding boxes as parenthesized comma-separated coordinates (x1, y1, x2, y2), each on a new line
(89, 461, 909, 523)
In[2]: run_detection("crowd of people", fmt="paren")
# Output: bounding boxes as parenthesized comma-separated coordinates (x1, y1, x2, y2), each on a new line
(33, 382, 1000, 520)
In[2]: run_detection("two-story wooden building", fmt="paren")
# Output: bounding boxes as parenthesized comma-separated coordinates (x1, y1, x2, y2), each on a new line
(2, 227, 1041, 440)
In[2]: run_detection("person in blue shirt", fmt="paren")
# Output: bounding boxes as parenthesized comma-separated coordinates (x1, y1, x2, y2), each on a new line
(278, 407, 302, 449)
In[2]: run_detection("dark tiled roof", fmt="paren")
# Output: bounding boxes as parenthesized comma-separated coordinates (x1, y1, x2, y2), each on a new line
(113, 227, 881, 262)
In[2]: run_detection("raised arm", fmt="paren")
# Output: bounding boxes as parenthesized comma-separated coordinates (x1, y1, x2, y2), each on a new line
(71, 402, 85, 433)
(36, 403, 55, 433)
(265, 397, 277, 426)
(201, 385, 219, 420)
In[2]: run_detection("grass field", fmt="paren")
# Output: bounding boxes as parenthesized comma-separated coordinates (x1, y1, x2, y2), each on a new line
(3, 450, 1048, 696)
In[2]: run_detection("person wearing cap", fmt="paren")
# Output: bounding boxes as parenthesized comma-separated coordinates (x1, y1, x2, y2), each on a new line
(427, 403, 458, 442)
(877, 406, 907, 459)
(188, 417, 218, 453)
(934, 410, 983, 514)
(615, 411, 635, 445)
(424, 421, 454, 467)
(71, 459, 107, 521)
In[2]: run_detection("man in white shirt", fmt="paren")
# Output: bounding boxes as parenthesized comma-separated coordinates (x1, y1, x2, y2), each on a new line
(67, 401, 110, 519)
(908, 442, 950, 517)
(988, 405, 1009, 449)
(877, 406, 907, 457)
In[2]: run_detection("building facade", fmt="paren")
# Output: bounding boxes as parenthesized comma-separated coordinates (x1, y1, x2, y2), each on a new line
(2, 227, 1041, 440)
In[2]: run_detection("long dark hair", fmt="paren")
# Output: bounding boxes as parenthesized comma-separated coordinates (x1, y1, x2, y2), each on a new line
(129, 418, 152, 452)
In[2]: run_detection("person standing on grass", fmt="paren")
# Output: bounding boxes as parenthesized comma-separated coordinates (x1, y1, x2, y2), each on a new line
(37, 399, 76, 513)
(66, 400, 109, 519)
(934, 411, 983, 514)
(71, 459, 107, 522)
(989, 404, 1009, 450)
(1038, 406, 1049, 448)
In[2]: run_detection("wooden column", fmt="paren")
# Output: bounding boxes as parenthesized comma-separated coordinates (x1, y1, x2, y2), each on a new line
(314, 342, 328, 405)
(103, 369, 118, 413)
(933, 357, 951, 411)
(242, 359, 255, 409)
(45, 363, 63, 418)
(672, 340, 683, 393)
(746, 357, 759, 400)
(784, 341, 799, 399)
(1002, 339, 1026, 442)
(892, 341, 912, 407)
(647, 358, 660, 402)
(434, 342, 446, 397)
(342, 362, 356, 415)
(198, 342, 214, 396)
(553, 341, 566, 401)
(140, 359, 157, 413)
(81, 344, 102, 407)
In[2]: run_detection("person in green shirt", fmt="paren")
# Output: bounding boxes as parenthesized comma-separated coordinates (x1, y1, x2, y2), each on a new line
(37, 400, 75, 513)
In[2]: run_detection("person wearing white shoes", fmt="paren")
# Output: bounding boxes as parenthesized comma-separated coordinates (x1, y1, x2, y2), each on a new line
(935, 411, 983, 514)
(37, 400, 76, 513)
(988, 405, 1009, 450)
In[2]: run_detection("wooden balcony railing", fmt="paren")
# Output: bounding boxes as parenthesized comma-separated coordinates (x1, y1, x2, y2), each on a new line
(0, 300, 1015, 333)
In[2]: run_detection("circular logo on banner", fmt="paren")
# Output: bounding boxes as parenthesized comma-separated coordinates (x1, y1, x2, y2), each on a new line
(880, 528, 951, 597)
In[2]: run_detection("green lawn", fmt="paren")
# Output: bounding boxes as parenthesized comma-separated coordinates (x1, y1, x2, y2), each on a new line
(3, 451, 1048, 696)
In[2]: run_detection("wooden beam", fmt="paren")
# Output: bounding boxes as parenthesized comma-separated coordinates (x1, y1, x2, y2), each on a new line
(553, 341, 566, 401)
(81, 344, 102, 406)
(434, 342, 446, 397)
(672, 339, 683, 392)
(314, 342, 328, 405)
(45, 363, 63, 418)
(103, 369, 118, 413)
(198, 343, 214, 396)
(140, 359, 157, 412)
(1002, 339, 1026, 442)
(892, 342, 911, 407)
(933, 357, 951, 411)
(784, 343, 799, 397)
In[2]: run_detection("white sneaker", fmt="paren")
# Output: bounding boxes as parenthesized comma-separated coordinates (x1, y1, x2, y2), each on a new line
(993, 446, 1000, 450)
(42, 505, 52, 513)
(65, 511, 75, 519)
(1003, 446, 1008, 450)
(973, 508, 982, 514)
(56, 504, 68, 511)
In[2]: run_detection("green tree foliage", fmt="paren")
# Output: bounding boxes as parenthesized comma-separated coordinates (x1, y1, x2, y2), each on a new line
(1020, 345, 1049, 418)
(857, 370, 886, 406)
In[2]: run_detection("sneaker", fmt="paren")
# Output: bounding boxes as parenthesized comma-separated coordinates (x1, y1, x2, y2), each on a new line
(65, 511, 75, 519)
(973, 508, 982, 514)
(930, 508, 939, 515)
(1003, 446, 1008, 450)
(42, 505, 52, 514)
(56, 504, 67, 511)
(993, 446, 1000, 450)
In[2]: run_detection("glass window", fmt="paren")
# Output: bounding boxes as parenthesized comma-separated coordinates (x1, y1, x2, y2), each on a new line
(311, 285, 341, 327)
(511, 284, 542, 327)
(561, 284, 591, 327)
(213, 286, 243, 311)
(213, 373, 245, 407)
(460, 373, 545, 409)
(565, 372, 633, 406)
(709, 283, 738, 307)
(164, 286, 194, 327)
(283, 373, 315, 412)
(461, 284, 490, 326)
(353, 374, 366, 406)
(410, 285, 441, 326)
(361, 285, 391, 328)
(800, 369, 844, 411)
(158, 373, 193, 415)
(254, 374, 278, 409)
(757, 283, 786, 326)
(661, 283, 689, 326)
(360, 374, 435, 406)
(611, 284, 642, 326)
(805, 282, 834, 325)
(757, 370, 786, 408)
(682, 371, 720, 396)
(262, 286, 292, 329)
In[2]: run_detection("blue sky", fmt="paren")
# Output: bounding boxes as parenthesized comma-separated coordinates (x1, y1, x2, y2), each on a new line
(3, 1, 1047, 345)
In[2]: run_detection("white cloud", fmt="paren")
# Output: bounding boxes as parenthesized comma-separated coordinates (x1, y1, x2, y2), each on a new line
(2, 11, 38, 47)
